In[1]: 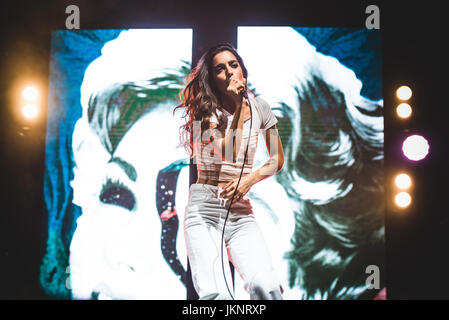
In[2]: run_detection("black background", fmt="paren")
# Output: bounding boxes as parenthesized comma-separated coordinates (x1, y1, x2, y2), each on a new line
(0, 0, 447, 300)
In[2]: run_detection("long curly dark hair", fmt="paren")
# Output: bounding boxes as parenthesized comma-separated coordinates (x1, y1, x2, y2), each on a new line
(173, 43, 248, 157)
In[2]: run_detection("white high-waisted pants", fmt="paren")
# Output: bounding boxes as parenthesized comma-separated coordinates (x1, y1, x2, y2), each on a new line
(184, 183, 283, 300)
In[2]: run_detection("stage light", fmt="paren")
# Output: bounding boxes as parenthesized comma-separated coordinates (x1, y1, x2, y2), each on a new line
(402, 135, 429, 161)
(396, 103, 412, 119)
(396, 85, 412, 101)
(395, 191, 411, 208)
(22, 104, 38, 119)
(395, 173, 412, 190)
(22, 86, 39, 101)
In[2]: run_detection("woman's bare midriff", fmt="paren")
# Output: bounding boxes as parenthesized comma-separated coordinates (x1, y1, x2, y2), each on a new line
(196, 173, 251, 188)
(196, 178, 229, 188)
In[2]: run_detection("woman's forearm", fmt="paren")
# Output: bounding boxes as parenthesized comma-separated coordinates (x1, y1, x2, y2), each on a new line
(247, 154, 283, 186)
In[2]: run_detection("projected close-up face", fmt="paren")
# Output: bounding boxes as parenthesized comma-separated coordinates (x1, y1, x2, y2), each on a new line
(237, 27, 384, 299)
(69, 103, 189, 299)
(65, 29, 196, 299)
(41, 26, 383, 300)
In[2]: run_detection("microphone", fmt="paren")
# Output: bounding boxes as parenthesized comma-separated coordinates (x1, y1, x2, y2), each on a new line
(221, 86, 253, 301)
(239, 87, 248, 99)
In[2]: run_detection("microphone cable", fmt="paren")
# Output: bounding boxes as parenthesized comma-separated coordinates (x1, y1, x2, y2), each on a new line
(220, 91, 252, 300)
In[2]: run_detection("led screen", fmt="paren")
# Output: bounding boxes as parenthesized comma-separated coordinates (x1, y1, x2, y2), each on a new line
(41, 29, 193, 299)
(237, 27, 384, 299)
(41, 27, 384, 300)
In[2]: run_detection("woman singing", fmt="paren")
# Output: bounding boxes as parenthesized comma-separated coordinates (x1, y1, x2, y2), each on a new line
(174, 43, 285, 300)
